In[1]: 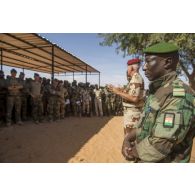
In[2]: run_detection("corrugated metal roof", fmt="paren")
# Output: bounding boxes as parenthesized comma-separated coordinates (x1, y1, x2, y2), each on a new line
(0, 33, 99, 74)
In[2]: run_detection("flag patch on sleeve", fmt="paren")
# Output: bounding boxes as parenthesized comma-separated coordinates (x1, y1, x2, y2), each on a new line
(163, 113, 175, 128)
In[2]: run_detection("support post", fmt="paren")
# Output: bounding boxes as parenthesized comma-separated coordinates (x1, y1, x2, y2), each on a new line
(98, 72, 100, 87)
(85, 65, 87, 84)
(51, 45, 54, 82)
(73, 72, 74, 81)
(1, 48, 3, 70)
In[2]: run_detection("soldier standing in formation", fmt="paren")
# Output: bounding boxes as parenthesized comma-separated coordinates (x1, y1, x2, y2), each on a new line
(57, 80, 67, 119)
(122, 42, 195, 162)
(82, 85, 91, 117)
(18, 72, 28, 121)
(48, 79, 60, 122)
(29, 73, 43, 124)
(94, 84, 103, 117)
(108, 58, 145, 135)
(1, 68, 124, 127)
(0, 70, 6, 125)
(6, 69, 23, 126)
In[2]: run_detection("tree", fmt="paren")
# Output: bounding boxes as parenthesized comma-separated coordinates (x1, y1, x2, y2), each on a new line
(99, 33, 195, 90)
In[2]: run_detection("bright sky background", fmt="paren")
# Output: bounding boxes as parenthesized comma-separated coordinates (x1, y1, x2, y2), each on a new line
(2, 33, 149, 88)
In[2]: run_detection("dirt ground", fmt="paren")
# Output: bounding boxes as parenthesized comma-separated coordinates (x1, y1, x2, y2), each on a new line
(0, 116, 195, 163)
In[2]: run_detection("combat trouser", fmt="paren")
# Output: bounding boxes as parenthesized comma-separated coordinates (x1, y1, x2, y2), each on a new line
(123, 107, 142, 135)
(31, 96, 43, 122)
(48, 96, 60, 121)
(6, 95, 21, 124)
(21, 96, 28, 120)
(82, 101, 90, 115)
(95, 98, 103, 117)
(0, 94, 6, 123)
(59, 98, 65, 119)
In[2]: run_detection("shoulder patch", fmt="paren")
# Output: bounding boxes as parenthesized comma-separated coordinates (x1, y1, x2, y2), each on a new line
(173, 88, 185, 97)
(172, 79, 185, 97)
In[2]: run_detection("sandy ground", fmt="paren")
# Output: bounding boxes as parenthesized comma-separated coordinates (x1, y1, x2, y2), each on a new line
(0, 116, 195, 163)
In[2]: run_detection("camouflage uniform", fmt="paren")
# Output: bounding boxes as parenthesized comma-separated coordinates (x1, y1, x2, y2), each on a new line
(48, 82, 60, 121)
(82, 89, 91, 116)
(94, 88, 103, 117)
(102, 87, 111, 116)
(71, 86, 82, 117)
(135, 72, 195, 162)
(115, 95, 123, 116)
(29, 80, 43, 123)
(123, 72, 144, 134)
(89, 86, 96, 116)
(56, 83, 68, 119)
(6, 76, 23, 125)
(18, 77, 28, 121)
(110, 93, 115, 115)
(0, 74, 6, 124)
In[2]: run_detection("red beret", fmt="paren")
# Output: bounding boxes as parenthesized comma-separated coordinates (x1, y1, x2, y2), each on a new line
(127, 58, 140, 66)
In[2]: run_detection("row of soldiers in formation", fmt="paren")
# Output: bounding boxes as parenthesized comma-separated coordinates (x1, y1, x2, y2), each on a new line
(0, 69, 123, 127)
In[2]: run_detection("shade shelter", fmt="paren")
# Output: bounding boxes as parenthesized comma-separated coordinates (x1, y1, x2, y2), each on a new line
(0, 33, 100, 85)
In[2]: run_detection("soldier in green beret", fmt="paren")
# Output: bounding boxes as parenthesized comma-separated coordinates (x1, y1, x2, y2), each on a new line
(122, 42, 195, 162)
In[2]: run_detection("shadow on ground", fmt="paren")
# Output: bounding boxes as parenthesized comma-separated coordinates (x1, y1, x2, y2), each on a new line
(0, 117, 113, 163)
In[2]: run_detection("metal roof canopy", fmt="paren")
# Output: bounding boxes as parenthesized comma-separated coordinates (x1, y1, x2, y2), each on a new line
(0, 33, 100, 84)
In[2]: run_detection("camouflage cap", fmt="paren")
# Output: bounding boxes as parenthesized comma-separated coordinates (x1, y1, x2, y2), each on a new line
(20, 72, 25, 75)
(11, 68, 17, 73)
(34, 73, 39, 77)
(143, 42, 179, 54)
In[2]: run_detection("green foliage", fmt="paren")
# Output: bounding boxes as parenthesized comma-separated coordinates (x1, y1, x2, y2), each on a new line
(99, 33, 195, 89)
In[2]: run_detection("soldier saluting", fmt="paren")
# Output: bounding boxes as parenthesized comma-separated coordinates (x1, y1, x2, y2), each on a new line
(122, 42, 195, 163)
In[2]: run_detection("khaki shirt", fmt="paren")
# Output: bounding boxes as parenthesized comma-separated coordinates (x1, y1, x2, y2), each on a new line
(29, 81, 42, 97)
(94, 89, 101, 99)
(6, 77, 23, 96)
(123, 72, 144, 108)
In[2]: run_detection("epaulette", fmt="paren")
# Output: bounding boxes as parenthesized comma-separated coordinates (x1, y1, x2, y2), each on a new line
(172, 80, 185, 97)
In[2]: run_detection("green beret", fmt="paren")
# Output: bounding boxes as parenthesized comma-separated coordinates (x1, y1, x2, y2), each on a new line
(143, 42, 179, 54)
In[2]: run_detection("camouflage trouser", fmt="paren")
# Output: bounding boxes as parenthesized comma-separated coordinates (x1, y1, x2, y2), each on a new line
(123, 107, 142, 134)
(6, 95, 21, 123)
(95, 98, 103, 117)
(42, 95, 48, 116)
(31, 96, 43, 122)
(82, 101, 90, 114)
(48, 96, 60, 120)
(21, 96, 27, 120)
(0, 94, 6, 122)
(59, 98, 65, 119)
(110, 101, 115, 114)
(71, 100, 81, 116)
